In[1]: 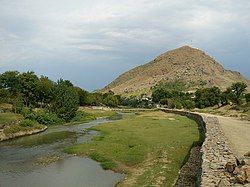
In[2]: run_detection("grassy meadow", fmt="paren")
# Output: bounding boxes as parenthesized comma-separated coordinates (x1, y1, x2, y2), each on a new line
(65, 110, 200, 186)
(79, 107, 117, 118)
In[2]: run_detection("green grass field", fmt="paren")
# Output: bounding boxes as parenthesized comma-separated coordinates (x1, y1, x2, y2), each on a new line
(78, 107, 117, 118)
(0, 112, 23, 124)
(65, 110, 200, 186)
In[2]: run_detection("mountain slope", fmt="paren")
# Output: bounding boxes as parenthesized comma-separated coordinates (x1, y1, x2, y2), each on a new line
(102, 46, 250, 95)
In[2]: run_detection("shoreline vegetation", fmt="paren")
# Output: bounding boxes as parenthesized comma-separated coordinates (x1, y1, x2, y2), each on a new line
(0, 107, 117, 142)
(65, 110, 200, 186)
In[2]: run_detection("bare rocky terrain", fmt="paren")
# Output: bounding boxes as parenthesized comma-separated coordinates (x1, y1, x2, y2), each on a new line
(102, 46, 250, 95)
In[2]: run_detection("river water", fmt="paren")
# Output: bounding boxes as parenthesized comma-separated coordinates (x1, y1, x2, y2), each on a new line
(0, 118, 124, 187)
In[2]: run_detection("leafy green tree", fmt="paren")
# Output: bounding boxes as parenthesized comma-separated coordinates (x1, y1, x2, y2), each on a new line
(0, 89, 10, 103)
(75, 87, 89, 106)
(49, 80, 79, 121)
(36, 76, 54, 108)
(103, 94, 119, 107)
(220, 89, 231, 106)
(195, 87, 221, 108)
(229, 82, 247, 105)
(0, 71, 20, 93)
(246, 93, 250, 103)
(182, 100, 195, 109)
(18, 71, 39, 106)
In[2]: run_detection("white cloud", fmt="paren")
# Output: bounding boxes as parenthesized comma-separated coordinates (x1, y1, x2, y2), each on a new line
(0, 0, 249, 89)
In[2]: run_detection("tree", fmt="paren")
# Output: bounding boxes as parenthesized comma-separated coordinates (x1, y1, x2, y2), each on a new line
(74, 87, 89, 106)
(229, 82, 247, 105)
(195, 87, 221, 108)
(36, 76, 54, 108)
(220, 90, 230, 106)
(0, 89, 10, 103)
(18, 71, 39, 107)
(49, 80, 79, 121)
(245, 93, 250, 103)
(103, 94, 119, 107)
(0, 71, 20, 94)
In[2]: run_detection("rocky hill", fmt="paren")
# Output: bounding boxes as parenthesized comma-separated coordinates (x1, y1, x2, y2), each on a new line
(102, 46, 250, 95)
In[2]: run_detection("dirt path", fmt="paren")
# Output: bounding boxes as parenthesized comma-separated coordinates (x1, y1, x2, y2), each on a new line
(200, 113, 250, 157)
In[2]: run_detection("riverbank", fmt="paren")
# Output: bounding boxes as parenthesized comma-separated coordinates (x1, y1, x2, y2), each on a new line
(0, 112, 47, 142)
(0, 124, 47, 142)
(65, 110, 200, 186)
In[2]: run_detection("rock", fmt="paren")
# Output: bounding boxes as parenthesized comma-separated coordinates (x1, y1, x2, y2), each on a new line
(242, 165, 250, 183)
(234, 167, 241, 175)
(244, 152, 250, 157)
(236, 174, 246, 184)
(236, 165, 250, 184)
(243, 158, 250, 166)
(218, 179, 230, 187)
(226, 162, 236, 173)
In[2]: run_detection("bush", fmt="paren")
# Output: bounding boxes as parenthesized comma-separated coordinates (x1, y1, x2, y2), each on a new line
(175, 101, 182, 109)
(71, 111, 95, 123)
(246, 93, 250, 103)
(19, 107, 65, 126)
(182, 100, 195, 109)
(20, 119, 37, 127)
(19, 107, 34, 118)
(35, 112, 64, 125)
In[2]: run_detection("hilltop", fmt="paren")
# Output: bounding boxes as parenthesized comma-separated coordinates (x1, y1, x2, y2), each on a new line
(102, 46, 250, 95)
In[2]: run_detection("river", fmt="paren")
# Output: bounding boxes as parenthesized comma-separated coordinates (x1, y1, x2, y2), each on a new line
(0, 117, 124, 187)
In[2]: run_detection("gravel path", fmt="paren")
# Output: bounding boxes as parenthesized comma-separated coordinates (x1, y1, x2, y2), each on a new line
(200, 113, 250, 157)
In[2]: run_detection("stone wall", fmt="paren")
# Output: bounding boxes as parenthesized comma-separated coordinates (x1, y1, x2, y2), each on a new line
(161, 109, 240, 187)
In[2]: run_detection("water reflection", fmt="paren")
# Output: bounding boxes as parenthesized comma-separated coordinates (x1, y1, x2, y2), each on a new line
(0, 117, 124, 187)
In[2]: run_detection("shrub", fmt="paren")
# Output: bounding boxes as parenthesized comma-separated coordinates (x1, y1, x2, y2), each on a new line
(35, 112, 64, 125)
(175, 101, 182, 109)
(245, 93, 250, 103)
(71, 111, 95, 122)
(20, 119, 37, 127)
(182, 100, 195, 109)
(19, 107, 34, 118)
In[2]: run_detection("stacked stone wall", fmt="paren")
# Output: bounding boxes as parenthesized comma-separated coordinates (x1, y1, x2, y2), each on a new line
(161, 109, 239, 186)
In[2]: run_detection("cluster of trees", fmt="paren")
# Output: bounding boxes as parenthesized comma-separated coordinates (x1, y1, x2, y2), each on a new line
(0, 71, 121, 122)
(152, 81, 249, 109)
(122, 94, 154, 108)
(1, 70, 248, 121)
(151, 81, 195, 109)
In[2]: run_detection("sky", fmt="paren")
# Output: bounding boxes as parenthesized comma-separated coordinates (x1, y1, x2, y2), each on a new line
(0, 0, 250, 91)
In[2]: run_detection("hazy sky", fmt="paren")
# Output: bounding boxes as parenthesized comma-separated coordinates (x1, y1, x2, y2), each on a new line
(0, 0, 250, 91)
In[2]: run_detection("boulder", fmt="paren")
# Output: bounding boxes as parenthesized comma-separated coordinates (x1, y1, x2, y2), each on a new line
(218, 179, 230, 187)
(236, 174, 246, 184)
(244, 152, 250, 158)
(226, 162, 236, 173)
(236, 165, 250, 184)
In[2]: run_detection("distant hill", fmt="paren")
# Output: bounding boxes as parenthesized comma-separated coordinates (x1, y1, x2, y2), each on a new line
(101, 46, 250, 95)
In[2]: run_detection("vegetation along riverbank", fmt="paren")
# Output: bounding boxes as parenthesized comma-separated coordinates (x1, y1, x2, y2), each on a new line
(65, 110, 201, 186)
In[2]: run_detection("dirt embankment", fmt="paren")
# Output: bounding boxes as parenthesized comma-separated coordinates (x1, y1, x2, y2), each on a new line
(0, 126, 47, 142)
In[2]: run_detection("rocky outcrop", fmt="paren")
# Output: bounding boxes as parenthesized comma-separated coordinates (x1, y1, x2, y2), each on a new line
(0, 126, 47, 142)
